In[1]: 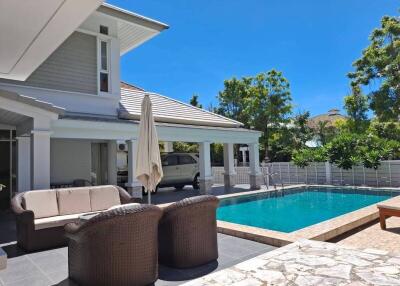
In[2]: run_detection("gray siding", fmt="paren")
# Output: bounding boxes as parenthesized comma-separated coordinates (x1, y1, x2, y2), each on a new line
(0, 32, 97, 94)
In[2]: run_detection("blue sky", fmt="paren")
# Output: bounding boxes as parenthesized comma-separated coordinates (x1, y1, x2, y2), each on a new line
(109, 0, 398, 116)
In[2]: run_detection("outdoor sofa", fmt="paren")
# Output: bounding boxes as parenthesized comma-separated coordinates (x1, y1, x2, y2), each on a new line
(11, 185, 139, 251)
(159, 195, 220, 268)
(65, 203, 163, 286)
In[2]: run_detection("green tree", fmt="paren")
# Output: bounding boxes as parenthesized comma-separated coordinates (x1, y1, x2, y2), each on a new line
(189, 94, 203, 108)
(246, 70, 292, 161)
(348, 15, 400, 120)
(292, 111, 313, 147)
(216, 77, 252, 127)
(343, 84, 369, 132)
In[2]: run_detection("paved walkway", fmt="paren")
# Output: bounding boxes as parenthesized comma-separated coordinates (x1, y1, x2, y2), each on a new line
(183, 239, 400, 286)
(333, 217, 400, 254)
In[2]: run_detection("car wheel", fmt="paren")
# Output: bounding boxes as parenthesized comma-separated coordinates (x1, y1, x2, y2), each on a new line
(193, 174, 200, 190)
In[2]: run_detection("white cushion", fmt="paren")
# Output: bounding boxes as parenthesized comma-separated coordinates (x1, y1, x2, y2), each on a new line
(22, 190, 59, 219)
(57, 188, 91, 215)
(34, 211, 100, 230)
(90, 185, 121, 211)
(107, 203, 140, 211)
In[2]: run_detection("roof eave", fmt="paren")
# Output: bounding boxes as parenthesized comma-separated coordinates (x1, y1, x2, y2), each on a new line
(98, 3, 169, 32)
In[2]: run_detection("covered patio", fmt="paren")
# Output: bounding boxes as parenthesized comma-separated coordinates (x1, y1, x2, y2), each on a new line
(0, 85, 262, 207)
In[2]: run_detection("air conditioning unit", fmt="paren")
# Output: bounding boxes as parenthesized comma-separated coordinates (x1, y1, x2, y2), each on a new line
(118, 143, 127, 152)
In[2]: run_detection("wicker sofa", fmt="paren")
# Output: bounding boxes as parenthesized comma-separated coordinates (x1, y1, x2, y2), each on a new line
(158, 195, 220, 268)
(11, 185, 139, 251)
(65, 204, 163, 286)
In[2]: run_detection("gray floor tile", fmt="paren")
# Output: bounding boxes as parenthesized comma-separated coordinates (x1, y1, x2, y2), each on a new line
(28, 251, 67, 275)
(6, 274, 52, 286)
(0, 257, 42, 284)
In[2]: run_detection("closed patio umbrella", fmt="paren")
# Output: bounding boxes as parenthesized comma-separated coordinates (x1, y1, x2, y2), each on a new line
(135, 94, 163, 204)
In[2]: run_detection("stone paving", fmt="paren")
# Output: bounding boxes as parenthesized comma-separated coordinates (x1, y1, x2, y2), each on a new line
(183, 239, 400, 286)
(334, 217, 400, 253)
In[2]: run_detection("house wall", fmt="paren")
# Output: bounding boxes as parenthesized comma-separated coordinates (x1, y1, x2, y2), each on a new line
(0, 32, 97, 95)
(50, 139, 92, 184)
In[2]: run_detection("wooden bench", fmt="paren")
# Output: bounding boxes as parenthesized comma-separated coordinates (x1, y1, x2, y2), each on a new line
(377, 196, 400, 230)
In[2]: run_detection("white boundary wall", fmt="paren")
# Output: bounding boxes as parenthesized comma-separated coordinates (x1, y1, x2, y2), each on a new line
(212, 160, 400, 188)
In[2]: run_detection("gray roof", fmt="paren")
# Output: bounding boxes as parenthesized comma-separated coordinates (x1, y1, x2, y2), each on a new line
(119, 84, 244, 128)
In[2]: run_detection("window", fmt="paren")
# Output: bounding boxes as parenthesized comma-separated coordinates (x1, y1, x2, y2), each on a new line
(179, 155, 196, 165)
(99, 40, 110, 92)
(100, 25, 109, 35)
(163, 155, 178, 166)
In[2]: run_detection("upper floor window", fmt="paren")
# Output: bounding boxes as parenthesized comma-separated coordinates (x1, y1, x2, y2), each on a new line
(99, 40, 110, 93)
(100, 25, 109, 35)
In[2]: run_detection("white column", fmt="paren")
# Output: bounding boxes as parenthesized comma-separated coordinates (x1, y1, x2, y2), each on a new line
(163, 141, 173, 153)
(126, 139, 142, 198)
(249, 142, 262, 189)
(223, 143, 236, 189)
(31, 130, 51, 190)
(17, 136, 31, 192)
(107, 140, 118, 185)
(325, 161, 332, 185)
(199, 141, 213, 194)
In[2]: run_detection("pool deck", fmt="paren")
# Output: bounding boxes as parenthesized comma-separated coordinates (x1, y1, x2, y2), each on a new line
(182, 239, 400, 286)
(216, 185, 400, 247)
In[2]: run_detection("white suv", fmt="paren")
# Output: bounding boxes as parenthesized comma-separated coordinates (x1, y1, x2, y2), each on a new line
(143, 153, 200, 194)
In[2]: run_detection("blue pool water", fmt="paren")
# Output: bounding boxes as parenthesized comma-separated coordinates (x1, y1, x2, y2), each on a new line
(217, 187, 398, 233)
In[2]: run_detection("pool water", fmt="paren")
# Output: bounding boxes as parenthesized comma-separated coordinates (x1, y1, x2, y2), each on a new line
(217, 187, 398, 233)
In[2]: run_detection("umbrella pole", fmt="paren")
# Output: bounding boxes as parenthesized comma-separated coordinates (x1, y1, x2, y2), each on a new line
(148, 190, 151, 204)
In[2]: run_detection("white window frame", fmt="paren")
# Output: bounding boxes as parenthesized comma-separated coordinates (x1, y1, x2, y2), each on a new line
(97, 36, 111, 95)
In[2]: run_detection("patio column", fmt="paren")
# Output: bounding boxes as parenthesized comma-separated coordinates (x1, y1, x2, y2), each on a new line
(223, 143, 236, 190)
(240, 146, 248, 166)
(199, 141, 213, 194)
(107, 140, 118, 185)
(31, 130, 51, 189)
(249, 142, 262, 189)
(163, 141, 173, 153)
(17, 136, 31, 192)
(126, 139, 142, 198)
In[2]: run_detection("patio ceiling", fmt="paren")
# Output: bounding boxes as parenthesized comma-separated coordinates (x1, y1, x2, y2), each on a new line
(0, 0, 103, 81)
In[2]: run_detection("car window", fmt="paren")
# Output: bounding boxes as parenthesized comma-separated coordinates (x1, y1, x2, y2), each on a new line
(163, 155, 178, 166)
(179, 155, 196, 165)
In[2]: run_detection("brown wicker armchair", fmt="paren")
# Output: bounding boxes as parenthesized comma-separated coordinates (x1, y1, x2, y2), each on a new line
(11, 185, 139, 252)
(66, 204, 163, 286)
(158, 195, 219, 268)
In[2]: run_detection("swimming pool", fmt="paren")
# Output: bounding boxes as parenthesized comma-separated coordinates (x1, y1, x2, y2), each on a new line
(217, 187, 399, 233)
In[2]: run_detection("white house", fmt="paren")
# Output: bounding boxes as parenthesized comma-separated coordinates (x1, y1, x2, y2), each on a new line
(0, 1, 261, 208)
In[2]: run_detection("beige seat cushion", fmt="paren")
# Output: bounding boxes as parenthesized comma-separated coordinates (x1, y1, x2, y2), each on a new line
(90, 185, 121, 211)
(34, 211, 100, 230)
(57, 188, 91, 215)
(22, 190, 59, 219)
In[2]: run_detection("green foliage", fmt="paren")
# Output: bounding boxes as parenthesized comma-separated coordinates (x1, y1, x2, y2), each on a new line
(314, 120, 337, 146)
(216, 77, 252, 127)
(293, 133, 400, 170)
(189, 94, 203, 108)
(343, 84, 369, 133)
(368, 119, 400, 141)
(291, 111, 313, 147)
(173, 142, 198, 153)
(246, 70, 292, 160)
(324, 133, 361, 169)
(348, 15, 400, 120)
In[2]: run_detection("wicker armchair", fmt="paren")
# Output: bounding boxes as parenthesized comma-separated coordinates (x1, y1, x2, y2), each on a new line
(65, 204, 163, 286)
(158, 195, 219, 268)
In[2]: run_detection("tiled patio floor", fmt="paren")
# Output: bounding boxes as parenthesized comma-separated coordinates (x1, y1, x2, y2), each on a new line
(183, 239, 400, 286)
(332, 217, 400, 254)
(0, 212, 275, 286)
